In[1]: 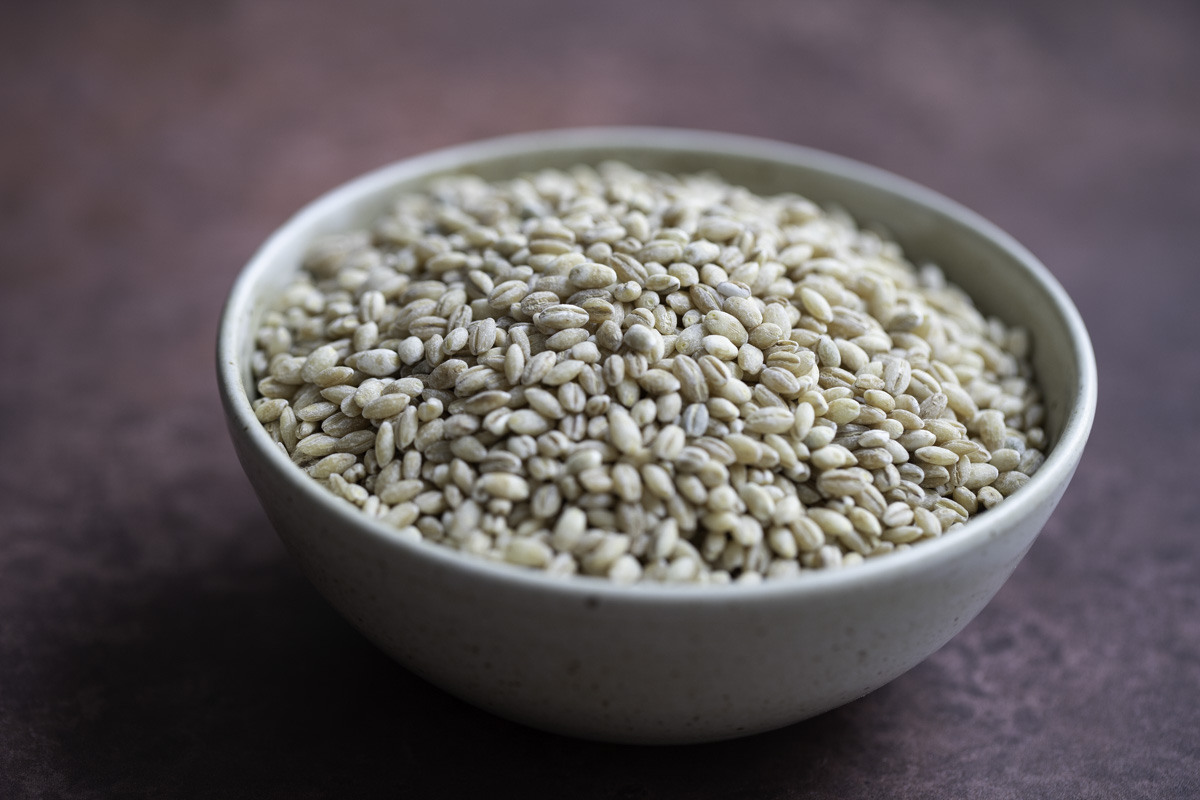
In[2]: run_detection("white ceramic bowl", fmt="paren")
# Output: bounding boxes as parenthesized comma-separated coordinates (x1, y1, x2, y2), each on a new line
(217, 128, 1097, 744)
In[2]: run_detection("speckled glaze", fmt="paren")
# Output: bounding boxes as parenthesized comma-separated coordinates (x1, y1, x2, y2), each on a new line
(217, 128, 1096, 744)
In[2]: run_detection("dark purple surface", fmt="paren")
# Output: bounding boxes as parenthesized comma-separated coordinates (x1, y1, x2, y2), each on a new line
(2, 1, 1198, 797)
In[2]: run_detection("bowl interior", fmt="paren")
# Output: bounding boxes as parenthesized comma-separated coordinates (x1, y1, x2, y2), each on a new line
(221, 127, 1096, 591)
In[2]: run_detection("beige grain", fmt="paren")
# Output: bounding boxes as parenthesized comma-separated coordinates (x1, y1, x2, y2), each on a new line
(254, 162, 1044, 583)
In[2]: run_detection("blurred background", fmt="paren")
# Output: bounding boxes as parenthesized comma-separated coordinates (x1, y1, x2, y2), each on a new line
(2, 1, 1198, 797)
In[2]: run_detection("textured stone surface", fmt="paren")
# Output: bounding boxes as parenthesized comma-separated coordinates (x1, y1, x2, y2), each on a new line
(2, 0, 1198, 797)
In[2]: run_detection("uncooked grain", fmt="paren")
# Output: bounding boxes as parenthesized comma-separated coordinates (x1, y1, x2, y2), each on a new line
(251, 162, 1048, 584)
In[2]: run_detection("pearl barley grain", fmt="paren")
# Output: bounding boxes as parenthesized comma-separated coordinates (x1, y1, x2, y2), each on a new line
(253, 162, 1046, 584)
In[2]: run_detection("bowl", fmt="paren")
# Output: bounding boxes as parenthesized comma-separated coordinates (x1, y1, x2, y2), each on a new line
(216, 128, 1097, 744)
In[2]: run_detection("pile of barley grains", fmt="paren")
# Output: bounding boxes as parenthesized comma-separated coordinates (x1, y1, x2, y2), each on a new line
(251, 162, 1047, 585)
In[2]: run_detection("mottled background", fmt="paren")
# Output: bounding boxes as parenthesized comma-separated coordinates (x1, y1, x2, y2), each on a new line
(2, 1, 1198, 797)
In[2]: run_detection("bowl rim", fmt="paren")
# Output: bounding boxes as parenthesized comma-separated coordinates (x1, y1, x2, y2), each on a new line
(216, 126, 1098, 604)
